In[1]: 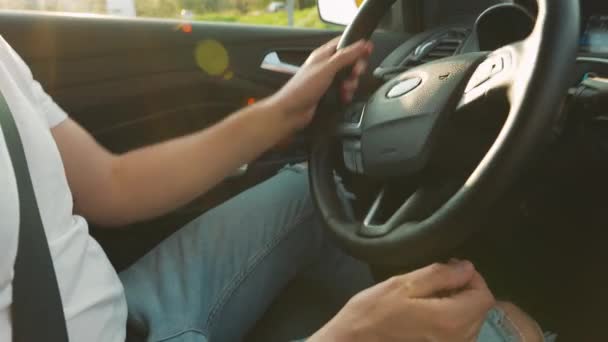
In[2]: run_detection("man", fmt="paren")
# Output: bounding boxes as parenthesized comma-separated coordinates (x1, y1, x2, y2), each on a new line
(0, 33, 545, 341)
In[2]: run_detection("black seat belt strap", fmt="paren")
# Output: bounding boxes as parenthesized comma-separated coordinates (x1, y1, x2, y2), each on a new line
(0, 92, 69, 342)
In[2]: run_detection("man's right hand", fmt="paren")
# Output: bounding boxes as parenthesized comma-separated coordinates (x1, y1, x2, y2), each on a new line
(310, 260, 495, 342)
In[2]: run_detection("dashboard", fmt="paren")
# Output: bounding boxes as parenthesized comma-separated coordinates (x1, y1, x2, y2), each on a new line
(416, 0, 608, 58)
(479, 1, 608, 56)
(430, 0, 608, 58)
(531, 0, 608, 55)
(579, 0, 608, 55)
(375, 1, 608, 82)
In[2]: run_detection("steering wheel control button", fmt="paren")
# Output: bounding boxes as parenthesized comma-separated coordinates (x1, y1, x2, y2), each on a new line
(488, 56, 504, 76)
(338, 104, 367, 138)
(354, 152, 364, 173)
(343, 140, 363, 173)
(386, 77, 422, 98)
(343, 151, 357, 173)
(465, 56, 505, 93)
(343, 103, 366, 124)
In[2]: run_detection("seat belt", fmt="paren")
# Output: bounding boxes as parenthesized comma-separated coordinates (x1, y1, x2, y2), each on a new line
(0, 92, 69, 342)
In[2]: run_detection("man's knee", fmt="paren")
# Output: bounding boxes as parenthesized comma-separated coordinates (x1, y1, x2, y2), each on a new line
(495, 302, 545, 342)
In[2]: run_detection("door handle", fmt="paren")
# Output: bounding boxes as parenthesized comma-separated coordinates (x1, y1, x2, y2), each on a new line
(260, 51, 301, 75)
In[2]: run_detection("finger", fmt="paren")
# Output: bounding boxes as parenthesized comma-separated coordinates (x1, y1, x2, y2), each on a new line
(402, 260, 476, 298)
(439, 272, 495, 318)
(421, 283, 494, 335)
(340, 59, 368, 104)
(327, 40, 371, 72)
(351, 42, 373, 77)
(341, 79, 359, 103)
(351, 59, 369, 79)
(307, 36, 342, 64)
(467, 268, 490, 291)
(439, 288, 495, 323)
(342, 59, 367, 87)
(342, 78, 358, 92)
(365, 41, 374, 55)
(321, 35, 343, 56)
(342, 78, 359, 95)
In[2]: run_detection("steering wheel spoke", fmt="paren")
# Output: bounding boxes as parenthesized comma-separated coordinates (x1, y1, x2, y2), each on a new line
(458, 49, 516, 110)
(359, 187, 399, 237)
(458, 35, 544, 112)
(336, 123, 363, 138)
(359, 179, 463, 238)
(363, 188, 386, 227)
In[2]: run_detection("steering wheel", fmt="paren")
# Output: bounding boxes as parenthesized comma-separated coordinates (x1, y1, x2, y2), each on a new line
(309, 0, 580, 266)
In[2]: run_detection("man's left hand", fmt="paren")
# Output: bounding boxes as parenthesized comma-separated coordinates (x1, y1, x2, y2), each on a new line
(269, 36, 374, 131)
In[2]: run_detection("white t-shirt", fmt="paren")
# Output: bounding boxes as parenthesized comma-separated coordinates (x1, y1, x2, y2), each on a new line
(0, 36, 127, 341)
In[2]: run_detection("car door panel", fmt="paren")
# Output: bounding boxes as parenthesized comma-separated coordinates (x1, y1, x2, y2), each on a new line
(0, 10, 408, 269)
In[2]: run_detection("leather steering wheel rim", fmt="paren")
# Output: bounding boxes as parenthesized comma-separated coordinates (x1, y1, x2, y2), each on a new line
(309, 0, 580, 266)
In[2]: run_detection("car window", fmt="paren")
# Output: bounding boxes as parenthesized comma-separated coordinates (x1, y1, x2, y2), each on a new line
(0, 0, 339, 29)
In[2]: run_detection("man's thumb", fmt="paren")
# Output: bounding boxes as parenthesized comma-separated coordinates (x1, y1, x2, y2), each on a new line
(401, 260, 476, 298)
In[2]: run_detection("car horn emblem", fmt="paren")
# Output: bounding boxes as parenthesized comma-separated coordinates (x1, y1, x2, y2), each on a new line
(386, 77, 422, 98)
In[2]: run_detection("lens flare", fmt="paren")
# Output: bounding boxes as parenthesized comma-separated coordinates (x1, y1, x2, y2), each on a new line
(223, 70, 234, 80)
(195, 40, 230, 77)
(181, 24, 192, 34)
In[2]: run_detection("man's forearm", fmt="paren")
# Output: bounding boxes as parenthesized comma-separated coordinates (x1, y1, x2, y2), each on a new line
(61, 38, 372, 227)
(107, 98, 295, 226)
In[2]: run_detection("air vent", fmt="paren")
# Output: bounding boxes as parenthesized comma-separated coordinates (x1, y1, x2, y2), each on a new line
(373, 29, 469, 81)
(405, 29, 469, 67)
(419, 39, 463, 62)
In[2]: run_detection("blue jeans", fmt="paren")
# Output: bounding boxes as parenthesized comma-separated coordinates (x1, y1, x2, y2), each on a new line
(119, 166, 551, 342)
